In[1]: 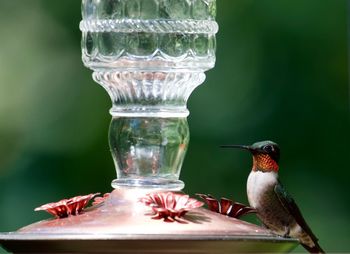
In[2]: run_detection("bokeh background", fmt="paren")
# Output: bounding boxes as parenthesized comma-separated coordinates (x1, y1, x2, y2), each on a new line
(0, 0, 349, 252)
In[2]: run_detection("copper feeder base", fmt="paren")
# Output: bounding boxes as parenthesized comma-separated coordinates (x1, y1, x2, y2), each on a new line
(0, 188, 298, 253)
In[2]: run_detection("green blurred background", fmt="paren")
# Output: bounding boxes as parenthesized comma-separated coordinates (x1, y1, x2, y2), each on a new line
(0, 0, 349, 252)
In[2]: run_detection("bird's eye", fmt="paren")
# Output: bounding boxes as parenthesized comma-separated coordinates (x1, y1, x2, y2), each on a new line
(263, 145, 273, 152)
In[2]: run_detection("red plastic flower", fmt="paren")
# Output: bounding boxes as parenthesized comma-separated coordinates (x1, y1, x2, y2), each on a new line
(92, 193, 110, 206)
(197, 194, 256, 219)
(35, 193, 100, 219)
(140, 192, 204, 221)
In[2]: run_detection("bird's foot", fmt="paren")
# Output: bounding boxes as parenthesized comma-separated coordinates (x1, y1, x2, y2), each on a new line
(282, 226, 291, 238)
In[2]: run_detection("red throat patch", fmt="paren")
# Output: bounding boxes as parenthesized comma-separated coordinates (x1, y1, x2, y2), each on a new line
(252, 154, 279, 172)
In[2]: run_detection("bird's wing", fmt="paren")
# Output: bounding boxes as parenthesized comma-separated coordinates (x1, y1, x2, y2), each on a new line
(274, 180, 318, 242)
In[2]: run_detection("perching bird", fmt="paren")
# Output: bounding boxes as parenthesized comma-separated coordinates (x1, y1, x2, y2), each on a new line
(222, 141, 324, 253)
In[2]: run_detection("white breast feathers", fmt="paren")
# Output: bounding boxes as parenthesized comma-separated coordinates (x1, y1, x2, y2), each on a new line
(247, 171, 278, 209)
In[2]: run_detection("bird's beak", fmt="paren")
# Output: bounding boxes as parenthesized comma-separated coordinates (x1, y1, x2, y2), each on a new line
(220, 145, 252, 151)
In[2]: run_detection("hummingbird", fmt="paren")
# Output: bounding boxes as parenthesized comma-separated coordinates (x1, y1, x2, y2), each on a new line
(222, 141, 324, 253)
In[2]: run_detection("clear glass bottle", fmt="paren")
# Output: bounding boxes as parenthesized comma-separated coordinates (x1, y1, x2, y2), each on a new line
(81, 0, 218, 190)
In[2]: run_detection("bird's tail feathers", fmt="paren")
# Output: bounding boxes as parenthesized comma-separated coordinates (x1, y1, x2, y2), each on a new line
(301, 242, 325, 254)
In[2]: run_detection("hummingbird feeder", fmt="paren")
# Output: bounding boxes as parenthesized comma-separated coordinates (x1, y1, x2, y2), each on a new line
(0, 0, 298, 253)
